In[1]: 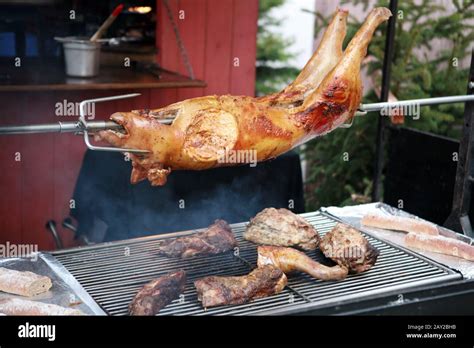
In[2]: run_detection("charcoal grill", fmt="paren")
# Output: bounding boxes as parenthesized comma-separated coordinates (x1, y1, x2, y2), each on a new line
(48, 211, 461, 315)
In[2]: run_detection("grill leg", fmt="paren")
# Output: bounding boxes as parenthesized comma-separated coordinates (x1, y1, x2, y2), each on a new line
(444, 50, 474, 237)
(372, 0, 399, 202)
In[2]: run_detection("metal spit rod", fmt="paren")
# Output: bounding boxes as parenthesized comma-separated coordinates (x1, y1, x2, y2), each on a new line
(0, 93, 172, 154)
(1, 94, 474, 136)
(358, 94, 474, 113)
(0, 121, 124, 135)
(0, 93, 172, 137)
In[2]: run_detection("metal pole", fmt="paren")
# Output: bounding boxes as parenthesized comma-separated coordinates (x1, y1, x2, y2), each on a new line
(444, 50, 474, 236)
(360, 95, 474, 113)
(372, 0, 398, 202)
(0, 121, 122, 135)
(2, 94, 474, 135)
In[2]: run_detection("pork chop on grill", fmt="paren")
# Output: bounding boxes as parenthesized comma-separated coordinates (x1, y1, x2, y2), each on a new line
(319, 223, 379, 273)
(194, 265, 287, 308)
(158, 220, 237, 258)
(129, 270, 186, 315)
(244, 208, 320, 250)
(257, 246, 348, 281)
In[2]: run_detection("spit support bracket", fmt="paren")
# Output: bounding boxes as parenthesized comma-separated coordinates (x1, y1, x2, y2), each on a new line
(79, 93, 150, 154)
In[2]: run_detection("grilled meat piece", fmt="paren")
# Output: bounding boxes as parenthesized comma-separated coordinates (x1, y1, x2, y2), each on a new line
(244, 208, 320, 250)
(98, 8, 391, 186)
(194, 265, 287, 308)
(257, 246, 348, 281)
(158, 220, 237, 258)
(129, 270, 186, 316)
(320, 223, 379, 273)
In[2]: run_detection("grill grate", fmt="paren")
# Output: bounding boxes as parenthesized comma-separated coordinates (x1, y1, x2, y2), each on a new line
(51, 212, 460, 315)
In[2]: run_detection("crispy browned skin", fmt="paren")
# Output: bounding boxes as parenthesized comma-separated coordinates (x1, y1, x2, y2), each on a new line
(128, 270, 186, 316)
(98, 8, 391, 186)
(244, 208, 320, 250)
(194, 265, 287, 308)
(320, 223, 379, 273)
(158, 220, 237, 258)
(257, 246, 348, 281)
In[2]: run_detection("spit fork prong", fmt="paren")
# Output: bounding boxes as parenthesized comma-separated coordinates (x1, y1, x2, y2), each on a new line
(79, 93, 150, 154)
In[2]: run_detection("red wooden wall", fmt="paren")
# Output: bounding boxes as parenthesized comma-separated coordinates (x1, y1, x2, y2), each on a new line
(0, 0, 258, 250)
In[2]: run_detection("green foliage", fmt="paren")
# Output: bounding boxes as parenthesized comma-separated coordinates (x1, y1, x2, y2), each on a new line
(256, 0, 299, 96)
(256, 65, 300, 96)
(304, 91, 379, 208)
(305, 0, 474, 210)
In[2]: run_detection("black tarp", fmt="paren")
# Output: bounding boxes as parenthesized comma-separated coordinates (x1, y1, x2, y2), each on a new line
(384, 126, 459, 226)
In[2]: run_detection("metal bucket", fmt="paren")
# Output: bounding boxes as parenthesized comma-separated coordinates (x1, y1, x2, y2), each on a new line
(55, 37, 101, 77)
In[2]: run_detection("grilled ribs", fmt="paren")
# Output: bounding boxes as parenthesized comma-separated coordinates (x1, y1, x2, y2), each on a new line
(98, 8, 391, 186)
(194, 265, 287, 308)
(128, 270, 186, 316)
(244, 208, 320, 250)
(320, 223, 379, 273)
(158, 220, 237, 258)
(257, 246, 348, 281)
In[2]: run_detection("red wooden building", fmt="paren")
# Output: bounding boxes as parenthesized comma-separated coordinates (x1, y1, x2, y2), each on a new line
(0, 0, 259, 249)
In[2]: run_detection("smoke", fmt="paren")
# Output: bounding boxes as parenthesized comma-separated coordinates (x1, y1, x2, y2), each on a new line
(73, 151, 300, 242)
(131, 165, 291, 238)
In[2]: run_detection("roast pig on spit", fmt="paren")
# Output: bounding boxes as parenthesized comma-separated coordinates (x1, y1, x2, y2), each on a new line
(98, 8, 392, 185)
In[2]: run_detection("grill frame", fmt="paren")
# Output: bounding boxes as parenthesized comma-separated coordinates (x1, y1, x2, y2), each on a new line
(50, 211, 461, 316)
